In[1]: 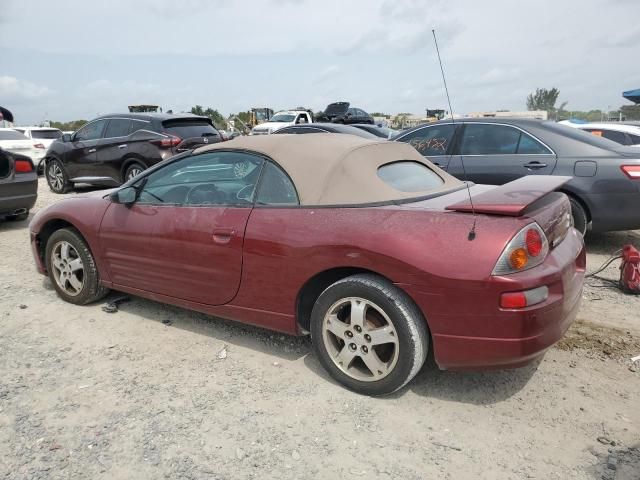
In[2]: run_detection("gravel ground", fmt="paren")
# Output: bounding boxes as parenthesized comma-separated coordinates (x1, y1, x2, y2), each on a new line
(0, 179, 638, 480)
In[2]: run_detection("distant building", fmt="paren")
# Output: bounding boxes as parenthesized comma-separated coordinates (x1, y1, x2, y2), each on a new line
(466, 110, 548, 120)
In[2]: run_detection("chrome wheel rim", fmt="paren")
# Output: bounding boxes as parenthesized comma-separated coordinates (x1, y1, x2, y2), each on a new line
(48, 162, 64, 191)
(127, 166, 143, 180)
(50, 241, 85, 296)
(322, 297, 399, 382)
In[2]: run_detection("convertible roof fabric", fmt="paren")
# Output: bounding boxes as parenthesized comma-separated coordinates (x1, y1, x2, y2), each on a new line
(194, 133, 463, 206)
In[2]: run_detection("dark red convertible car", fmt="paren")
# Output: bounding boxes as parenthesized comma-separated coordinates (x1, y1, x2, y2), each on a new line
(29, 134, 585, 395)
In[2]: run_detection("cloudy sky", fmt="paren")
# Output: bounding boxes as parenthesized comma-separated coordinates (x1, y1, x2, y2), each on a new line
(1, 0, 638, 125)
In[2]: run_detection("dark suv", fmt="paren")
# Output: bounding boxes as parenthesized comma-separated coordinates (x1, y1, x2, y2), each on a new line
(44, 113, 222, 193)
(319, 102, 374, 125)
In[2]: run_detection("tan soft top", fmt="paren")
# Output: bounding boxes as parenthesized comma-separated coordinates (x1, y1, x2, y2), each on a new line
(194, 134, 463, 205)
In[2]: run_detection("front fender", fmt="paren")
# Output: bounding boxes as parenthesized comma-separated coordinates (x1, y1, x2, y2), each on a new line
(30, 196, 112, 283)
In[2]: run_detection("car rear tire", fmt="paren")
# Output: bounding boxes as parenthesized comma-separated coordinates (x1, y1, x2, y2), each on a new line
(45, 228, 110, 305)
(124, 162, 145, 182)
(46, 159, 71, 194)
(310, 274, 429, 396)
(569, 197, 588, 236)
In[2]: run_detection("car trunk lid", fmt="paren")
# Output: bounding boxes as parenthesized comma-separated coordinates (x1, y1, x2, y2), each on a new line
(324, 102, 350, 119)
(446, 175, 573, 248)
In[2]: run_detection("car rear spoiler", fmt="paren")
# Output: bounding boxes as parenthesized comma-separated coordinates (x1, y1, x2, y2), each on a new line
(446, 176, 571, 216)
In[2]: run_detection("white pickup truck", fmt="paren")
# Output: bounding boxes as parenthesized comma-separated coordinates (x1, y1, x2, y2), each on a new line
(250, 109, 314, 135)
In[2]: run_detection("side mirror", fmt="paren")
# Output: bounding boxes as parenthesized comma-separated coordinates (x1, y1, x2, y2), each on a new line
(61, 133, 72, 142)
(110, 186, 137, 205)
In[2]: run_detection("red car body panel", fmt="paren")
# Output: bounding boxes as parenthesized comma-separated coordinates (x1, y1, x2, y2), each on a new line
(29, 181, 585, 371)
(446, 176, 572, 216)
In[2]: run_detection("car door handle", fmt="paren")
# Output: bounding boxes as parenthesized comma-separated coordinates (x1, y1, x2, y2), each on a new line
(212, 228, 236, 244)
(524, 162, 547, 169)
(88, 148, 96, 153)
(118, 144, 128, 149)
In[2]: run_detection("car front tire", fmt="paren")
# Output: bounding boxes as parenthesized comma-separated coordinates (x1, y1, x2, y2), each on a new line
(45, 159, 71, 194)
(310, 274, 429, 396)
(45, 228, 109, 305)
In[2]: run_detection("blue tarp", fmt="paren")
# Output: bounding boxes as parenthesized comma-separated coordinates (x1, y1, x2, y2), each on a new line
(623, 89, 640, 104)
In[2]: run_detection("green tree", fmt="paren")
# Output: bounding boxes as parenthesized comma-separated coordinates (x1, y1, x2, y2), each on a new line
(50, 119, 88, 131)
(190, 105, 205, 116)
(526, 88, 567, 119)
(190, 105, 228, 129)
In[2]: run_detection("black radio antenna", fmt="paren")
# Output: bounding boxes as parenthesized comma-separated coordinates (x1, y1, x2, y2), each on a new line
(432, 29, 477, 241)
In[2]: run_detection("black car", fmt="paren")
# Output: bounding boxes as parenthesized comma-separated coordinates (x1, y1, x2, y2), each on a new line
(273, 123, 379, 139)
(0, 147, 37, 221)
(318, 102, 374, 125)
(394, 118, 640, 234)
(44, 113, 222, 193)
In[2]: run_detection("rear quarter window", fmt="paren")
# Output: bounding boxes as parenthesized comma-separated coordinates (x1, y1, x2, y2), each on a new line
(377, 161, 444, 192)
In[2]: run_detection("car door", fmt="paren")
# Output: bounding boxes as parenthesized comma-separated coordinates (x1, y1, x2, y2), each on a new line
(95, 118, 132, 180)
(99, 150, 264, 305)
(66, 119, 107, 178)
(447, 123, 557, 185)
(394, 123, 459, 170)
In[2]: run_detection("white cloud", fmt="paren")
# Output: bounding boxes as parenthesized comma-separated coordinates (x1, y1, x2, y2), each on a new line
(0, 76, 53, 100)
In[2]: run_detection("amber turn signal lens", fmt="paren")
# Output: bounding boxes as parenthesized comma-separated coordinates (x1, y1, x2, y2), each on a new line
(509, 248, 528, 270)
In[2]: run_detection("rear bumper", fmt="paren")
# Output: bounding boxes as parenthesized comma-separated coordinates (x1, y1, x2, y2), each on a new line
(400, 228, 585, 370)
(0, 173, 38, 216)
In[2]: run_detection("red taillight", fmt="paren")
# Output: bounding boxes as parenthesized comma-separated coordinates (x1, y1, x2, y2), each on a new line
(525, 228, 543, 257)
(15, 159, 34, 173)
(34, 143, 45, 149)
(151, 135, 181, 148)
(621, 165, 640, 179)
(500, 286, 549, 309)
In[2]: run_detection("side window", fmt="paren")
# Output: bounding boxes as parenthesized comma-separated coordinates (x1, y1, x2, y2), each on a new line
(75, 120, 106, 141)
(628, 133, 640, 145)
(347, 108, 356, 116)
(136, 151, 264, 206)
(600, 129, 627, 145)
(255, 162, 299, 205)
(398, 124, 456, 156)
(460, 124, 520, 155)
(357, 109, 368, 117)
(129, 120, 149, 134)
(104, 119, 131, 138)
(517, 133, 551, 154)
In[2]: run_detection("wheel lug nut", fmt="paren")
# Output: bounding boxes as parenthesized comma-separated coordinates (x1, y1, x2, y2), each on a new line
(364, 334, 371, 342)
(349, 343, 357, 351)
(361, 346, 368, 354)
(345, 331, 353, 338)
(354, 325, 362, 333)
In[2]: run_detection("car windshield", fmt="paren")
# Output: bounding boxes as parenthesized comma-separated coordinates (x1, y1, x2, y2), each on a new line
(162, 119, 218, 139)
(270, 114, 296, 122)
(0, 130, 30, 140)
(32, 129, 62, 139)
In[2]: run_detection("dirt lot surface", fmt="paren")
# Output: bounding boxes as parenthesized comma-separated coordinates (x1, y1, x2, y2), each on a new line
(1, 179, 638, 480)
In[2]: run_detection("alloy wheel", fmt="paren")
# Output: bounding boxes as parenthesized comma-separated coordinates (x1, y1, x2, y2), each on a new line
(48, 162, 64, 191)
(322, 297, 399, 382)
(127, 166, 143, 181)
(50, 241, 85, 296)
